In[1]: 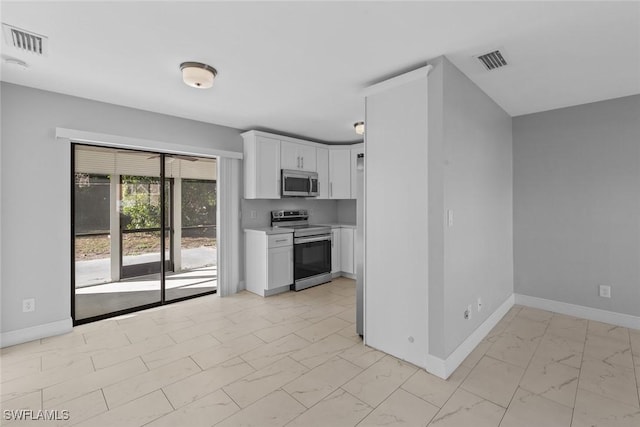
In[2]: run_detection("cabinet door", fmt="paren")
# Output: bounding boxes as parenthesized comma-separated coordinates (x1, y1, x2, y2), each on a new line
(256, 136, 281, 199)
(331, 228, 341, 273)
(340, 228, 354, 274)
(329, 149, 351, 199)
(298, 144, 317, 172)
(316, 148, 329, 199)
(281, 141, 300, 170)
(268, 246, 293, 289)
(351, 145, 364, 199)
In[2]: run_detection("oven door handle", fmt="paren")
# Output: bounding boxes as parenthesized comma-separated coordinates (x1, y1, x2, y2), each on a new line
(294, 235, 332, 244)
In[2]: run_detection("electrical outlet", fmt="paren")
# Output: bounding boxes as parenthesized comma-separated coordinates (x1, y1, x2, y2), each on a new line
(250, 210, 257, 219)
(477, 297, 483, 312)
(22, 298, 35, 313)
(464, 304, 472, 320)
(599, 285, 611, 298)
(447, 210, 454, 227)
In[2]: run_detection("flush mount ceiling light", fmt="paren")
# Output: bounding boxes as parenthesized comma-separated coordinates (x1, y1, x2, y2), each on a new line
(180, 61, 217, 89)
(353, 121, 365, 135)
(2, 56, 28, 69)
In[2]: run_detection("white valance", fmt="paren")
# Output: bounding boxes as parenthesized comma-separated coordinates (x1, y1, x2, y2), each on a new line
(56, 127, 243, 160)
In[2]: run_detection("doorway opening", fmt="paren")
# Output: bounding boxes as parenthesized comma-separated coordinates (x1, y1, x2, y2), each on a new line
(72, 144, 218, 324)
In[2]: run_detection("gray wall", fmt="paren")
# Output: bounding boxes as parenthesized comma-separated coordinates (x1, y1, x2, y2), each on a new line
(0, 82, 242, 335)
(336, 200, 356, 224)
(429, 57, 514, 358)
(513, 95, 640, 316)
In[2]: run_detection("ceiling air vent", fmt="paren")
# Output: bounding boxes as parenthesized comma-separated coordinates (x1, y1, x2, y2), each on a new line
(2, 23, 48, 56)
(476, 50, 508, 71)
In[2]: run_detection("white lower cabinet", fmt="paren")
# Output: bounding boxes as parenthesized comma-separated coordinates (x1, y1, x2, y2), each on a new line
(245, 230, 293, 296)
(340, 228, 355, 275)
(268, 246, 293, 290)
(331, 228, 341, 274)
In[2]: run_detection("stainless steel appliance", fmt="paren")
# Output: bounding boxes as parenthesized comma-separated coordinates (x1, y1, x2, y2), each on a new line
(281, 170, 319, 197)
(271, 210, 332, 291)
(356, 153, 364, 337)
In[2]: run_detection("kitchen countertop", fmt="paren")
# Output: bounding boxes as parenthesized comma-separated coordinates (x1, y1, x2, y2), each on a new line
(317, 223, 357, 229)
(244, 227, 294, 235)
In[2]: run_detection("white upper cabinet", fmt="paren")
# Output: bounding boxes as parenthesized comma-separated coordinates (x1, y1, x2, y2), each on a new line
(281, 141, 317, 172)
(297, 144, 317, 172)
(350, 144, 364, 199)
(242, 130, 357, 199)
(243, 132, 281, 199)
(316, 148, 329, 199)
(280, 141, 300, 170)
(329, 148, 351, 199)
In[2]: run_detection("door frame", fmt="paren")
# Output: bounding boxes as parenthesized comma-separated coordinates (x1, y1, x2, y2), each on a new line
(71, 143, 217, 326)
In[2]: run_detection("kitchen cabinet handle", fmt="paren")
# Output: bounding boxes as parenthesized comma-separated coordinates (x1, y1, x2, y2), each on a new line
(297, 156, 301, 168)
(330, 182, 333, 198)
(275, 239, 288, 243)
(302, 157, 304, 169)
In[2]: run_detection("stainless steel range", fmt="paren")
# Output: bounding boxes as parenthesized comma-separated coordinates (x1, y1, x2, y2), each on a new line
(271, 210, 332, 291)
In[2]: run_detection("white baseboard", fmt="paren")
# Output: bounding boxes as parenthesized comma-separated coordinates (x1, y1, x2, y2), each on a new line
(0, 318, 73, 348)
(424, 294, 515, 379)
(332, 272, 355, 280)
(514, 294, 640, 330)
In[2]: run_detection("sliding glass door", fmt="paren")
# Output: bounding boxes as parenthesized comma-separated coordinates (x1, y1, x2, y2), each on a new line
(165, 155, 218, 301)
(72, 145, 217, 324)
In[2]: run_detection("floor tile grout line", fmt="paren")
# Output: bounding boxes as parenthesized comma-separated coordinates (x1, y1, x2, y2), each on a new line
(629, 328, 640, 408)
(495, 311, 552, 425)
(570, 319, 593, 426)
(450, 309, 550, 425)
(97, 388, 172, 425)
(278, 353, 366, 407)
(100, 388, 109, 411)
(210, 388, 243, 426)
(160, 388, 176, 411)
(398, 382, 447, 410)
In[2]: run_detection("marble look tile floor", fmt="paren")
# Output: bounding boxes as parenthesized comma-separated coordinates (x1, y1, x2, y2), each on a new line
(1, 278, 639, 426)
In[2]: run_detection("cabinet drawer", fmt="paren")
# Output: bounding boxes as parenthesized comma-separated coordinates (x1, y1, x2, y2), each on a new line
(268, 233, 293, 248)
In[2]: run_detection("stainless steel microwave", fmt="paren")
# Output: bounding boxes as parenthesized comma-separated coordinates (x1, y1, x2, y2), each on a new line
(281, 169, 319, 197)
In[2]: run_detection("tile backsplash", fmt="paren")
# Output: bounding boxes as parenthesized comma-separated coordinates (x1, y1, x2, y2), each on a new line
(241, 199, 351, 228)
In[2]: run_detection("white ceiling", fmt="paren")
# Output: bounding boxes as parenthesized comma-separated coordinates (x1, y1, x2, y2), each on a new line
(1, 1, 639, 143)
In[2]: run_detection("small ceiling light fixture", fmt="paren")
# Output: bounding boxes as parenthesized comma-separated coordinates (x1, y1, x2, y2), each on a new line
(180, 61, 217, 89)
(353, 121, 365, 136)
(2, 56, 28, 69)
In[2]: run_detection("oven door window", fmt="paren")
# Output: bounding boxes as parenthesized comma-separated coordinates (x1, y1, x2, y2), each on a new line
(294, 239, 331, 280)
